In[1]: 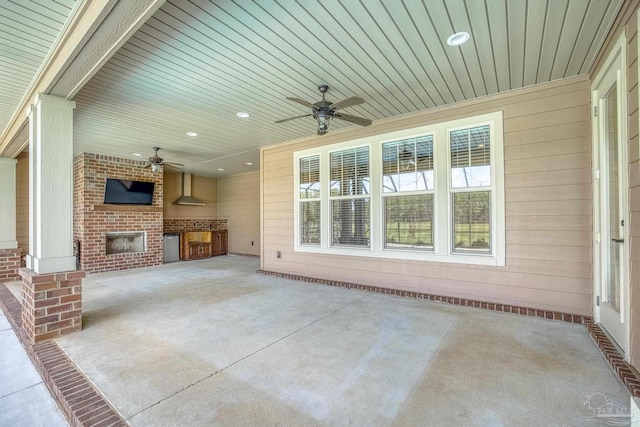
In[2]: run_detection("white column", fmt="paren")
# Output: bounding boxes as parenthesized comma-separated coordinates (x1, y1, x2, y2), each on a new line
(25, 93, 76, 274)
(0, 158, 18, 249)
(631, 397, 639, 426)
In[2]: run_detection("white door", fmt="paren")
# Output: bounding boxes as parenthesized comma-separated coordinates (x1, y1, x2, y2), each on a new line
(592, 34, 629, 354)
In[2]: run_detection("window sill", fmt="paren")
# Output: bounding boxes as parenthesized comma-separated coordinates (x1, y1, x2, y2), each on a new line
(294, 245, 505, 267)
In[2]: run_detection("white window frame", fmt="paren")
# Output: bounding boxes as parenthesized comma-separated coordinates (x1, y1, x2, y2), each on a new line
(328, 145, 371, 248)
(293, 111, 505, 266)
(298, 154, 321, 246)
(379, 132, 436, 252)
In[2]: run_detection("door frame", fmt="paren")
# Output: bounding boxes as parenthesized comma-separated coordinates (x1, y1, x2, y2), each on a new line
(591, 30, 630, 358)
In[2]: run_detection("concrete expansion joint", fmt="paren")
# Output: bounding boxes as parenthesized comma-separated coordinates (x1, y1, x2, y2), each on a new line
(127, 294, 369, 421)
(0, 381, 44, 400)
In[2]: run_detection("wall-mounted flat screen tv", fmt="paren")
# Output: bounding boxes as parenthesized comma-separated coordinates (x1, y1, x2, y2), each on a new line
(103, 178, 155, 205)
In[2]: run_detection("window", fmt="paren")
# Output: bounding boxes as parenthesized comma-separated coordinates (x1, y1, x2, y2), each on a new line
(382, 135, 434, 250)
(330, 147, 370, 247)
(449, 125, 491, 253)
(299, 155, 320, 245)
(293, 111, 505, 266)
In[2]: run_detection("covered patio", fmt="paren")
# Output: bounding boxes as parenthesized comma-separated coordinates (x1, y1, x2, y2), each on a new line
(3, 256, 628, 426)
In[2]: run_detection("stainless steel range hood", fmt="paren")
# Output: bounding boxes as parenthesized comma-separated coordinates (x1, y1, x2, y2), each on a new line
(172, 173, 205, 206)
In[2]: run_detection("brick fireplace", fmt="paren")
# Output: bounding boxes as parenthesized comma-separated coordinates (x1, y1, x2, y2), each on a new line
(74, 153, 163, 273)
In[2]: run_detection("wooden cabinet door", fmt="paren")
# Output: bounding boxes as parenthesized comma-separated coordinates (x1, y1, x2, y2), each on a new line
(220, 230, 228, 254)
(188, 243, 200, 258)
(211, 231, 228, 255)
(213, 232, 221, 254)
(200, 243, 212, 257)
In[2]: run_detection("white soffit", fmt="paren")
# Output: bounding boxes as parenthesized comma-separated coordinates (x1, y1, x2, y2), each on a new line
(0, 0, 624, 177)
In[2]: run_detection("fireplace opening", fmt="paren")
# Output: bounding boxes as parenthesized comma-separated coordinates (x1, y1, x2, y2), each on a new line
(106, 232, 146, 255)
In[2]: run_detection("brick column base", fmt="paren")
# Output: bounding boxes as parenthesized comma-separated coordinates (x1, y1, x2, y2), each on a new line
(18, 268, 84, 342)
(0, 248, 21, 282)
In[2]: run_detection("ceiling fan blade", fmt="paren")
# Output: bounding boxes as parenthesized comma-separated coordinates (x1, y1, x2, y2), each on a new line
(334, 113, 372, 127)
(275, 114, 313, 124)
(144, 163, 151, 169)
(164, 163, 183, 171)
(330, 96, 364, 111)
(286, 97, 317, 109)
(165, 162, 184, 167)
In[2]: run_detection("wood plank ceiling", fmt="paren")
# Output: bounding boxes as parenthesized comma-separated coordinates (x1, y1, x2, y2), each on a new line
(0, 0, 77, 129)
(1, 0, 624, 177)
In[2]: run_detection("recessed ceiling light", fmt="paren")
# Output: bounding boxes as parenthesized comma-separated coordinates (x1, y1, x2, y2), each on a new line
(132, 153, 142, 157)
(236, 112, 250, 118)
(447, 31, 470, 46)
(186, 131, 198, 137)
(245, 162, 253, 166)
(217, 168, 224, 171)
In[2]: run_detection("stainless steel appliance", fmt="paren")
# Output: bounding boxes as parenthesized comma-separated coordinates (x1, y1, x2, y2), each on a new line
(163, 233, 180, 263)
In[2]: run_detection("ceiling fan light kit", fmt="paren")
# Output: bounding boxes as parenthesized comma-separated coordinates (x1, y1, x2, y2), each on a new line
(145, 146, 184, 173)
(276, 84, 372, 135)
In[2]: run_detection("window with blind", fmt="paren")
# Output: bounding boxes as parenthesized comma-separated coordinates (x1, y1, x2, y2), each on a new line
(450, 125, 492, 254)
(330, 147, 370, 247)
(299, 155, 320, 245)
(293, 111, 504, 266)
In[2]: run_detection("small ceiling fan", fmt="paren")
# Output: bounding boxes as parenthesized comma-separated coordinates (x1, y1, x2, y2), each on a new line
(276, 85, 372, 135)
(145, 147, 183, 173)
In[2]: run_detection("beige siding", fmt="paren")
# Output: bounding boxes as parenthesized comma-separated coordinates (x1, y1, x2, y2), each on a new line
(626, 6, 640, 371)
(626, 2, 640, 371)
(591, 0, 640, 370)
(163, 171, 217, 219)
(217, 171, 260, 256)
(261, 76, 592, 315)
(15, 150, 28, 255)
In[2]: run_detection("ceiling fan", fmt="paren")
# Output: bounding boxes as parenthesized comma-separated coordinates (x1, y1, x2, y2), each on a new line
(145, 147, 183, 173)
(276, 85, 372, 135)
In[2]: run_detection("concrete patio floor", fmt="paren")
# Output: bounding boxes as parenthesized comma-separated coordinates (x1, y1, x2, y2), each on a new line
(12, 256, 632, 426)
(0, 309, 68, 427)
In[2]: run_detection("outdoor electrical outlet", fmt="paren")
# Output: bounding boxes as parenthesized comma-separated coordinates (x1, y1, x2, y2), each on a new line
(193, 222, 196, 227)
(251, 241, 254, 246)
(277, 251, 281, 258)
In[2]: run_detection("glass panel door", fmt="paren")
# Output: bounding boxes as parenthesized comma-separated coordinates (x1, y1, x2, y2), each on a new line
(593, 38, 628, 353)
(604, 83, 622, 314)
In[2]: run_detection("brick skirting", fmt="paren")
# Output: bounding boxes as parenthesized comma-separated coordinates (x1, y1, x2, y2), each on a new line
(257, 269, 640, 398)
(18, 268, 84, 342)
(0, 285, 127, 427)
(0, 248, 21, 282)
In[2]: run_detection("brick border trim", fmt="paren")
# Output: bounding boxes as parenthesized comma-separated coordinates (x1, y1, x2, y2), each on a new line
(257, 270, 588, 323)
(257, 269, 640, 398)
(0, 285, 127, 427)
(586, 319, 640, 397)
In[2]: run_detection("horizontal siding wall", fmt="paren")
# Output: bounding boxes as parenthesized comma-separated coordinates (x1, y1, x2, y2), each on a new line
(590, 0, 640, 370)
(631, 13, 640, 372)
(622, 2, 639, 370)
(261, 76, 592, 315)
(217, 171, 260, 256)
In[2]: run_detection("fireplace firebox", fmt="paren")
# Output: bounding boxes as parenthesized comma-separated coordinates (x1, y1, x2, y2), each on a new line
(105, 232, 146, 255)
